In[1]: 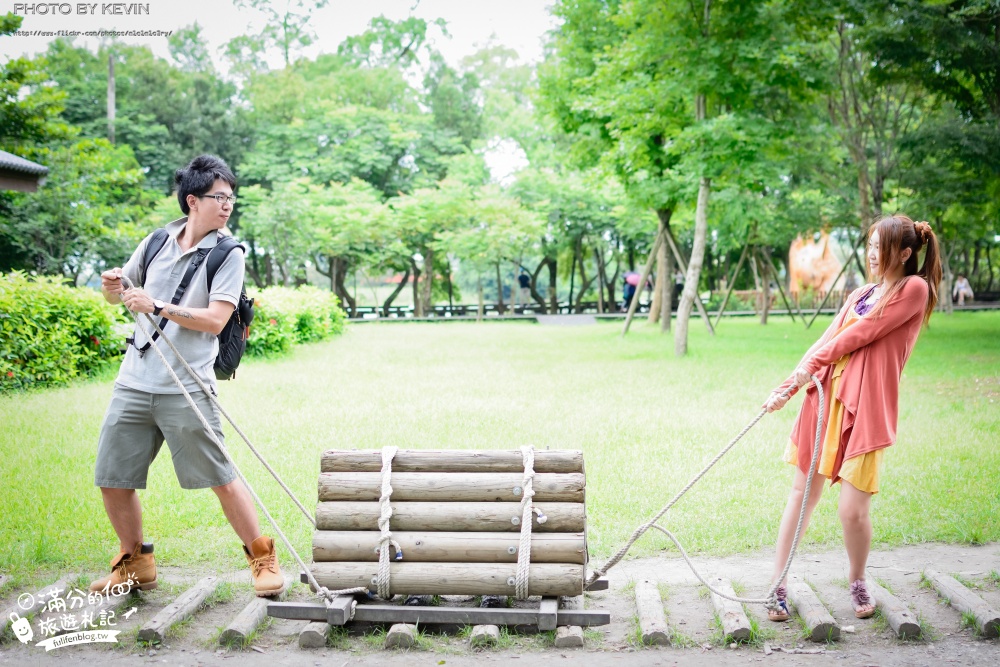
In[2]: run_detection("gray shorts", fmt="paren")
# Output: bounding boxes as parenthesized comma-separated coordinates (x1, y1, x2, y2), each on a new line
(95, 384, 236, 490)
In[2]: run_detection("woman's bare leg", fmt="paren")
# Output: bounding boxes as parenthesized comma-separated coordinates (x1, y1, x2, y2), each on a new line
(771, 468, 827, 586)
(839, 480, 875, 615)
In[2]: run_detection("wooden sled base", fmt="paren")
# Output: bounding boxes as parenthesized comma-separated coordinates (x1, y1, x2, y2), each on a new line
(268, 574, 611, 628)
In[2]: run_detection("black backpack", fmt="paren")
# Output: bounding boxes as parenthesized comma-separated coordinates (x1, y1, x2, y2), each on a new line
(129, 228, 255, 380)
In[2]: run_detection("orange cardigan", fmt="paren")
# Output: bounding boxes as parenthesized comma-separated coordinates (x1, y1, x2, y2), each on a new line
(774, 276, 929, 464)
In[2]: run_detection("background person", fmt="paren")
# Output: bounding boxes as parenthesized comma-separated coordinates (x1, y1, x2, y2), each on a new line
(763, 214, 940, 622)
(953, 274, 974, 306)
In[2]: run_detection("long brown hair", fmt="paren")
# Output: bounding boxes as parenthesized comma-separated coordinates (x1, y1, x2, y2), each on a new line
(866, 214, 941, 325)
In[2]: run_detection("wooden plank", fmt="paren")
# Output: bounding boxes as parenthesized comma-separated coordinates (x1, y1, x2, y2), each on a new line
(266, 602, 610, 626)
(298, 621, 330, 649)
(1, 577, 74, 636)
(709, 578, 750, 641)
(219, 575, 292, 646)
(538, 597, 559, 631)
(313, 531, 586, 564)
(634, 580, 670, 646)
(322, 450, 584, 474)
(866, 579, 921, 639)
(786, 581, 840, 643)
(316, 501, 585, 532)
(138, 576, 219, 644)
(924, 569, 1000, 638)
(318, 472, 585, 503)
(30, 581, 140, 638)
(308, 562, 583, 597)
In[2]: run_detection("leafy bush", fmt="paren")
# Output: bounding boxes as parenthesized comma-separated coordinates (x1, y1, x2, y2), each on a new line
(246, 285, 346, 357)
(0, 272, 126, 392)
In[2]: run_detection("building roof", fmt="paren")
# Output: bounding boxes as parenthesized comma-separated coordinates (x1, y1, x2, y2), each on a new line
(0, 150, 49, 176)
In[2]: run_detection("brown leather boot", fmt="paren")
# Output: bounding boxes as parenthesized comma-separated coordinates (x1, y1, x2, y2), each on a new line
(243, 536, 285, 597)
(89, 542, 157, 593)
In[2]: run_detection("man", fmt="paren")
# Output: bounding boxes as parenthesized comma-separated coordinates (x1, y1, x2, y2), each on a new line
(92, 155, 283, 597)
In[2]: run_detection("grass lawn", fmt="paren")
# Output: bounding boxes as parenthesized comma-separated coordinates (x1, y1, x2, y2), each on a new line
(1, 311, 998, 590)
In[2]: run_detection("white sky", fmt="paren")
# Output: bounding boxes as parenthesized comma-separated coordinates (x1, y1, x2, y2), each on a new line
(1, 0, 559, 68)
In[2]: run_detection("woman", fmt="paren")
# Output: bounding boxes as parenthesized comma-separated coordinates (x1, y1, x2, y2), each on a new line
(764, 214, 941, 622)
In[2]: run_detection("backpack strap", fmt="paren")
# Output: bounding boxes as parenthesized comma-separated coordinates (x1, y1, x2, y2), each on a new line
(205, 235, 245, 290)
(127, 233, 245, 357)
(139, 228, 170, 287)
(128, 248, 210, 356)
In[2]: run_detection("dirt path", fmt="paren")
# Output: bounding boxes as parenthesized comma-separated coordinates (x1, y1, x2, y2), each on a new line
(2, 543, 997, 666)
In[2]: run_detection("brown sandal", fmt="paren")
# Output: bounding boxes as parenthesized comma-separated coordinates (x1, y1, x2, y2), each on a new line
(768, 585, 790, 622)
(850, 579, 876, 619)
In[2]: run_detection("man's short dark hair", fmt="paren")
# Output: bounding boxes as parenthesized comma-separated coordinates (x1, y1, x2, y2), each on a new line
(175, 155, 237, 214)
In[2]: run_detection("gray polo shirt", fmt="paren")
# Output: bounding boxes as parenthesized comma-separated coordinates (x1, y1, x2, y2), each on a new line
(116, 217, 244, 394)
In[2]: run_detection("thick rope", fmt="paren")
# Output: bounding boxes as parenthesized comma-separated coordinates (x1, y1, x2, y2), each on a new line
(118, 283, 366, 604)
(376, 446, 401, 599)
(585, 378, 825, 612)
(514, 445, 536, 599)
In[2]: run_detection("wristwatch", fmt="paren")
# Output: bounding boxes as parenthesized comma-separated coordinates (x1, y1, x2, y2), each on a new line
(152, 299, 165, 317)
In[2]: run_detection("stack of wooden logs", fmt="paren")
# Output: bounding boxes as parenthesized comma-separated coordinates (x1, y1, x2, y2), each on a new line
(311, 449, 588, 597)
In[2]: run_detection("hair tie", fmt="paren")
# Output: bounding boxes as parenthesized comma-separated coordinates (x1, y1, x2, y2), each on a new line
(915, 221, 932, 245)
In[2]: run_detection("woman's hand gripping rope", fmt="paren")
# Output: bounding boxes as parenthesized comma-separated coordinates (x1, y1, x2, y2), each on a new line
(585, 377, 825, 617)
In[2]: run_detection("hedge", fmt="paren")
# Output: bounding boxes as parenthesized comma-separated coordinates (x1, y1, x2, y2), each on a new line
(246, 285, 347, 357)
(0, 272, 127, 392)
(0, 276, 348, 392)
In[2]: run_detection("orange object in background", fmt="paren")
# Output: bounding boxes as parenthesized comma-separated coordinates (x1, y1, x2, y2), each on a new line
(788, 232, 844, 301)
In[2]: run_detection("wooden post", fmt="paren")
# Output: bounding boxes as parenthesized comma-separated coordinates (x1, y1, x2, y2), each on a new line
(298, 621, 330, 648)
(470, 624, 501, 647)
(924, 570, 1000, 638)
(866, 579, 921, 639)
(634, 580, 670, 645)
(138, 576, 219, 644)
(665, 227, 715, 335)
(708, 578, 750, 641)
(385, 623, 417, 648)
(219, 575, 293, 646)
(556, 595, 585, 648)
(621, 228, 664, 336)
(1, 577, 73, 636)
(786, 581, 840, 643)
(713, 242, 750, 328)
(315, 501, 586, 532)
(759, 247, 797, 322)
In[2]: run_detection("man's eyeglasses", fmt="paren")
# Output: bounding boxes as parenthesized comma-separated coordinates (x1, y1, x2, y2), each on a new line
(198, 193, 237, 205)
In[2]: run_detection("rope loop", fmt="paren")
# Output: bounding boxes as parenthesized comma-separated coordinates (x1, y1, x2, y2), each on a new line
(375, 445, 399, 599)
(585, 378, 825, 610)
(514, 445, 536, 600)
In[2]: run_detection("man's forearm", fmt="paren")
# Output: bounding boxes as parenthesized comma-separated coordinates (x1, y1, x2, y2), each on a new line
(161, 304, 231, 335)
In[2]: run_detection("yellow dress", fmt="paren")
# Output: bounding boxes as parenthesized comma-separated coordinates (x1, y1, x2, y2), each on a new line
(784, 309, 883, 494)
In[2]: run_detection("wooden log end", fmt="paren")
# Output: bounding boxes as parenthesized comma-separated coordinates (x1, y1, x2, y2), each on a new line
(634, 580, 670, 646)
(385, 623, 417, 649)
(298, 621, 331, 649)
(810, 622, 840, 643)
(554, 625, 585, 648)
(469, 624, 501, 648)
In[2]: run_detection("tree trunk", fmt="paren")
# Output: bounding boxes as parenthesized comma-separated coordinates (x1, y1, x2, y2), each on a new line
(495, 261, 506, 315)
(420, 246, 434, 317)
(548, 258, 558, 314)
(382, 266, 410, 317)
(675, 173, 711, 357)
(568, 246, 577, 312)
(757, 253, 770, 325)
(529, 258, 549, 311)
(593, 247, 606, 314)
(333, 259, 356, 317)
(574, 241, 596, 313)
(410, 258, 422, 317)
(648, 220, 665, 324)
(939, 237, 955, 315)
(661, 231, 674, 333)
(477, 274, 484, 322)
